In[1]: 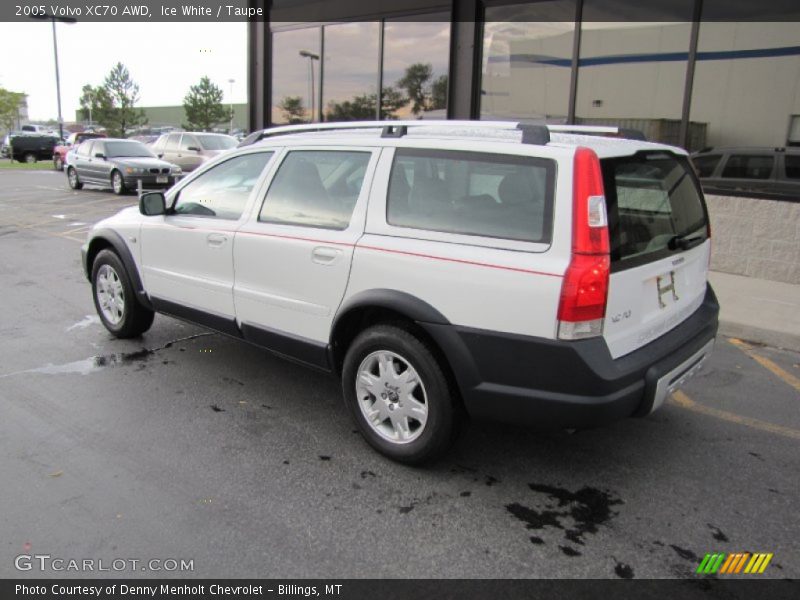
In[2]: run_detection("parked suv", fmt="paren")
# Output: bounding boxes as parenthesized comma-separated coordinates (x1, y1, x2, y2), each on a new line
(81, 121, 718, 463)
(691, 146, 800, 199)
(151, 131, 237, 172)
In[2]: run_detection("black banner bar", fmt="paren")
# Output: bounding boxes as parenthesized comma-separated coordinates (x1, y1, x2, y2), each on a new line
(3, 0, 800, 23)
(3, 579, 798, 600)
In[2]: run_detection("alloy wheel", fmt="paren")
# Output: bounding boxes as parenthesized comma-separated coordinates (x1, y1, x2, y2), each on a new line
(355, 350, 429, 444)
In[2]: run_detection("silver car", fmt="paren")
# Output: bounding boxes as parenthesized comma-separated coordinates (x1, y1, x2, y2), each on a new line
(151, 132, 237, 172)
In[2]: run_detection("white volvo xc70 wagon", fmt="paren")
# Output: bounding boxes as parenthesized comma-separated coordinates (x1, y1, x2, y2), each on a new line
(81, 121, 718, 464)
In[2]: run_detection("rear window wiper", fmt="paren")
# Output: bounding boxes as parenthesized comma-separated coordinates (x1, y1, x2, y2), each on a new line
(668, 233, 704, 251)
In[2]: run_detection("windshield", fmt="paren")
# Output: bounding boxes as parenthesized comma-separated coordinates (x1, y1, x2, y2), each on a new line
(105, 141, 155, 158)
(196, 134, 237, 151)
(602, 152, 709, 268)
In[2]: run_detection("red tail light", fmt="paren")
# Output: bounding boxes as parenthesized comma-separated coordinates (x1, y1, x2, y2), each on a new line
(557, 147, 610, 339)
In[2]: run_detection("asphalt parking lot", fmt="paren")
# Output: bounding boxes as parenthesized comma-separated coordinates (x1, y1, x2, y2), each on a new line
(0, 168, 798, 579)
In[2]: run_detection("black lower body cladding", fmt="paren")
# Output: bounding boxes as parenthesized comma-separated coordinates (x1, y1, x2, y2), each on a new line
(421, 286, 720, 430)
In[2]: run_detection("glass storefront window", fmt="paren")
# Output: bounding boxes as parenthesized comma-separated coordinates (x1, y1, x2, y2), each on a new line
(381, 16, 451, 120)
(574, 0, 693, 145)
(690, 19, 800, 150)
(322, 22, 380, 122)
(481, 1, 576, 122)
(271, 27, 322, 124)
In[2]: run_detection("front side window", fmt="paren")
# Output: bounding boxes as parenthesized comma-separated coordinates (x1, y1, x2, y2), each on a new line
(165, 133, 181, 152)
(77, 141, 93, 157)
(173, 152, 274, 220)
(92, 141, 105, 156)
(196, 134, 237, 151)
(179, 135, 198, 151)
(387, 148, 555, 243)
(152, 135, 167, 152)
(259, 150, 371, 230)
(721, 155, 774, 179)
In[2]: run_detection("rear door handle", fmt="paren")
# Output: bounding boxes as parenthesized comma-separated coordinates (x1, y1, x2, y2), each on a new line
(311, 246, 341, 265)
(207, 233, 228, 247)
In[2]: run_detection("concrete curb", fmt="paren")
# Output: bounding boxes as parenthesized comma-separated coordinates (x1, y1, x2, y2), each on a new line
(718, 320, 800, 353)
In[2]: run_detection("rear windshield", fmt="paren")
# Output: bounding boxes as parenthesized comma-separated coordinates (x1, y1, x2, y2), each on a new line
(387, 148, 555, 244)
(602, 152, 709, 269)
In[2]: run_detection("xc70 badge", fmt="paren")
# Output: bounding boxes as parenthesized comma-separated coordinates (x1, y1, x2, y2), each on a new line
(657, 271, 679, 309)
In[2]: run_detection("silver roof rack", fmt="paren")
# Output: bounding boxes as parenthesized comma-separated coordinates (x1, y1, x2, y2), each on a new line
(548, 125, 619, 134)
(238, 120, 551, 147)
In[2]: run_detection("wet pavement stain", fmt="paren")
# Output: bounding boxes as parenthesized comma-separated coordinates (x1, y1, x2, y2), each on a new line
(319, 455, 332, 461)
(360, 470, 376, 479)
(529, 536, 544, 545)
(485, 475, 500, 486)
(506, 483, 623, 547)
(460, 491, 471, 497)
(210, 405, 225, 412)
(614, 561, 634, 579)
(707, 524, 729, 542)
(560, 546, 581, 557)
(670, 544, 699, 562)
(1, 332, 215, 378)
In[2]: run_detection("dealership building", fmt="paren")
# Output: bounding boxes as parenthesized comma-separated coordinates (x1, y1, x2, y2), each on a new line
(246, 0, 800, 150)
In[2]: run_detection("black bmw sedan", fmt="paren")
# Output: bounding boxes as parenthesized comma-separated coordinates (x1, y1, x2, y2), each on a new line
(66, 138, 182, 195)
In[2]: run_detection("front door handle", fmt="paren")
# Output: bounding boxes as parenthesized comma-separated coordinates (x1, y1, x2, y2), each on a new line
(311, 246, 341, 265)
(207, 233, 228, 247)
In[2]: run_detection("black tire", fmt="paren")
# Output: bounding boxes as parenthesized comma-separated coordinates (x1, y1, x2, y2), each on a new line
(91, 249, 154, 338)
(67, 167, 83, 190)
(342, 324, 460, 464)
(24, 152, 36, 164)
(111, 170, 126, 195)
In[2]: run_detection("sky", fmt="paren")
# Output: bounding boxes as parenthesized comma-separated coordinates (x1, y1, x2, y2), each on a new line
(0, 21, 248, 121)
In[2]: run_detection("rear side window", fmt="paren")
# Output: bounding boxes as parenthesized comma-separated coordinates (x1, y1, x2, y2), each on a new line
(721, 155, 774, 179)
(602, 153, 709, 268)
(387, 148, 555, 244)
(259, 150, 371, 230)
(784, 155, 800, 179)
(691, 154, 721, 177)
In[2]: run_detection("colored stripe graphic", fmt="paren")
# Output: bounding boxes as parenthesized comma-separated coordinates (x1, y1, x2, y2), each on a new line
(699, 552, 774, 575)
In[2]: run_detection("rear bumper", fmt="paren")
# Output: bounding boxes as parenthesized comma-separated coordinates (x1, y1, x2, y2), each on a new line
(422, 285, 719, 429)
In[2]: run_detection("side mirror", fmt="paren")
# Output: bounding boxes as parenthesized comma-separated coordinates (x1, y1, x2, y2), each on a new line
(187, 146, 201, 152)
(94, 152, 105, 159)
(139, 191, 167, 216)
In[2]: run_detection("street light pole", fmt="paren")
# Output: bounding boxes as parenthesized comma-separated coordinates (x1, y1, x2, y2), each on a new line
(51, 19, 64, 139)
(228, 78, 235, 133)
(31, 13, 76, 139)
(87, 89, 93, 129)
(299, 50, 320, 122)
